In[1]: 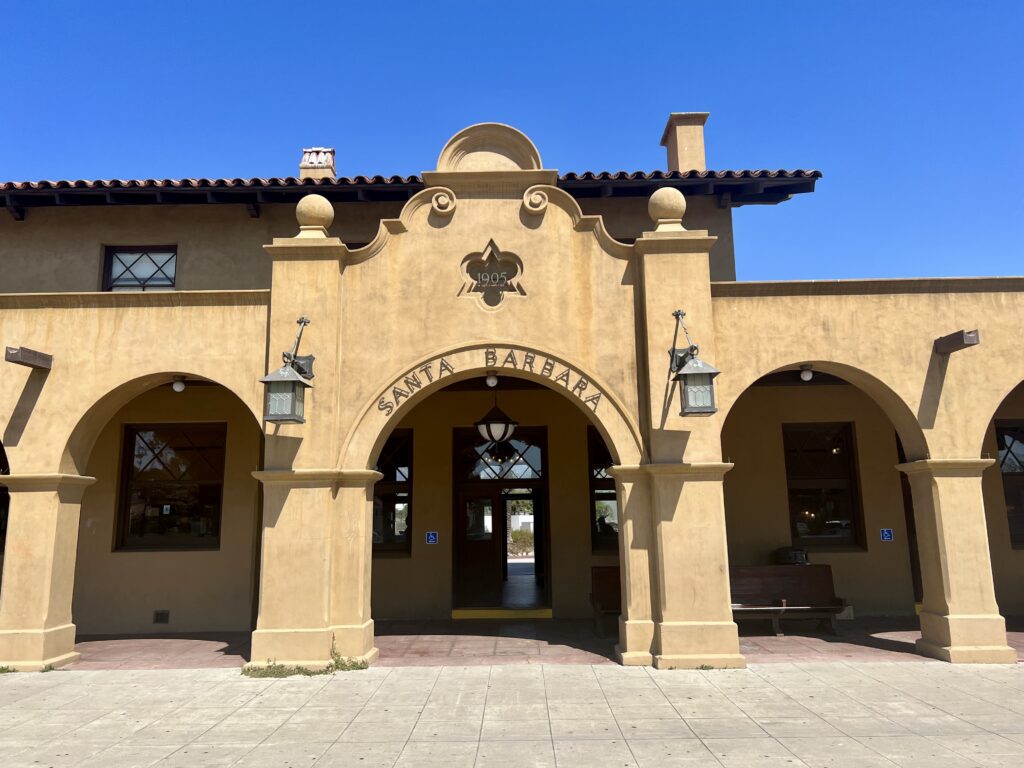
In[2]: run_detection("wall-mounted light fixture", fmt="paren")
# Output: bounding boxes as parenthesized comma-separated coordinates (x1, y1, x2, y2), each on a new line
(260, 316, 315, 424)
(668, 309, 719, 415)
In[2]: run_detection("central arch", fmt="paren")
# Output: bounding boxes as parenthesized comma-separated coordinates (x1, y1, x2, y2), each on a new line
(340, 343, 644, 663)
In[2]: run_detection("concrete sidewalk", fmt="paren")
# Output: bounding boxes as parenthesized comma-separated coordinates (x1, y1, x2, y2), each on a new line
(1, 661, 1023, 767)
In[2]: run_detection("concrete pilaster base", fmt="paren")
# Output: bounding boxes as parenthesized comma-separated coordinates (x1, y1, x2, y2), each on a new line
(0, 623, 80, 671)
(250, 621, 378, 668)
(917, 611, 1017, 663)
(653, 653, 747, 670)
(616, 618, 655, 666)
(653, 620, 746, 669)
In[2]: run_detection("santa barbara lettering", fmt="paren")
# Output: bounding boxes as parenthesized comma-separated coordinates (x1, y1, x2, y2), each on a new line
(377, 357, 455, 416)
(376, 347, 603, 417)
(484, 347, 602, 412)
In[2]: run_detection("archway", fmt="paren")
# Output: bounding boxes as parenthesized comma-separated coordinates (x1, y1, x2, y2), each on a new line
(979, 380, 1024, 628)
(720, 361, 930, 660)
(362, 367, 631, 664)
(65, 373, 262, 667)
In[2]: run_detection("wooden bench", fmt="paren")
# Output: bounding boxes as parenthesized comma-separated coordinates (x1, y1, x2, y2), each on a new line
(730, 564, 847, 636)
(589, 566, 621, 636)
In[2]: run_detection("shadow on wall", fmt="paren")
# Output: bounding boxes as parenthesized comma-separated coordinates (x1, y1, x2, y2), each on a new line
(2, 369, 48, 446)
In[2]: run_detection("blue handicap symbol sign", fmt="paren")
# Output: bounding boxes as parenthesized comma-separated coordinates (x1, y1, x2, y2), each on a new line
(425, 531, 439, 545)
(880, 528, 894, 542)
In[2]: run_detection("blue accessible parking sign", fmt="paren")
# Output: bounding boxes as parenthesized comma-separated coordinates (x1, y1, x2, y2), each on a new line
(425, 531, 439, 545)
(880, 528, 894, 542)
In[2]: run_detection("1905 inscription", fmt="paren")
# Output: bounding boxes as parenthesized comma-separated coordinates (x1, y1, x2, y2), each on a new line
(376, 347, 603, 416)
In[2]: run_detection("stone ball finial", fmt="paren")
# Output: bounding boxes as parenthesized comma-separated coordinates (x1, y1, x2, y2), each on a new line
(648, 186, 687, 226)
(296, 194, 334, 230)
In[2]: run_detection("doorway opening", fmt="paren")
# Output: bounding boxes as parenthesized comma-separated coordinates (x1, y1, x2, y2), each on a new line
(452, 426, 551, 616)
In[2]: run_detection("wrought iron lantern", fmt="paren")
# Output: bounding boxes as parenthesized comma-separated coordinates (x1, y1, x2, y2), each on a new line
(260, 317, 315, 424)
(669, 309, 720, 415)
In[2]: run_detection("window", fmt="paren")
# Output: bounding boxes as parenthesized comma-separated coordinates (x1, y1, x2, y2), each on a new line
(116, 423, 226, 550)
(374, 429, 412, 554)
(104, 246, 176, 291)
(782, 422, 864, 549)
(456, 429, 544, 481)
(995, 421, 1024, 548)
(0, 441, 9, 556)
(588, 426, 618, 552)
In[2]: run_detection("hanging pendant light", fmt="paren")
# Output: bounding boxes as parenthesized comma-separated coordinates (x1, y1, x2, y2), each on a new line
(475, 387, 518, 443)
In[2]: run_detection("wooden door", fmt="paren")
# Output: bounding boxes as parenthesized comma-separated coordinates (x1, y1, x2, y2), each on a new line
(454, 489, 503, 607)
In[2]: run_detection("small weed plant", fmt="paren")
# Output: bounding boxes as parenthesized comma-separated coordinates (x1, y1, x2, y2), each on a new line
(242, 636, 368, 679)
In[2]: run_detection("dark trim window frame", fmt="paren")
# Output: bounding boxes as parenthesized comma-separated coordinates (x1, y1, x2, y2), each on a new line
(373, 429, 413, 556)
(103, 245, 177, 291)
(995, 420, 1024, 549)
(115, 422, 227, 551)
(781, 421, 866, 551)
(0, 440, 9, 556)
(588, 426, 619, 553)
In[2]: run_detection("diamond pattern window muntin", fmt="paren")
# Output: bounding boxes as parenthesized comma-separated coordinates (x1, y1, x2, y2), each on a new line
(104, 246, 176, 291)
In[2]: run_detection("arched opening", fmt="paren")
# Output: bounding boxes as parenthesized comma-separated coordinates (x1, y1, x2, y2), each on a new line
(721, 362, 929, 660)
(66, 374, 262, 668)
(366, 373, 625, 664)
(980, 380, 1024, 631)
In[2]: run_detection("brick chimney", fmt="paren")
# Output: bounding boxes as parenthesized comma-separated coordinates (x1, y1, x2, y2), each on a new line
(299, 147, 336, 180)
(660, 113, 709, 172)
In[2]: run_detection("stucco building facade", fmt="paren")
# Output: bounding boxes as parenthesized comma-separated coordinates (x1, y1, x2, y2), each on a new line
(0, 116, 1021, 671)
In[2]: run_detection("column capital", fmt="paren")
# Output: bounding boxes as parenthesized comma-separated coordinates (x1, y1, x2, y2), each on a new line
(252, 468, 383, 488)
(0, 473, 96, 503)
(896, 458, 995, 478)
(610, 462, 733, 481)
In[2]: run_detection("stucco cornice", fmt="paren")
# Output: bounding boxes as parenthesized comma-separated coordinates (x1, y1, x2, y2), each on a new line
(1, 473, 96, 495)
(711, 277, 1024, 298)
(610, 462, 733, 480)
(252, 469, 383, 488)
(896, 459, 996, 478)
(0, 289, 270, 310)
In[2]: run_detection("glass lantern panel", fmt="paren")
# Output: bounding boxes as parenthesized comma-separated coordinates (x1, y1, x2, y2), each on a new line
(685, 374, 714, 409)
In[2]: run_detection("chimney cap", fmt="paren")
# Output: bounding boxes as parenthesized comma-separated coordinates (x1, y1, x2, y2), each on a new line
(660, 113, 710, 148)
(299, 147, 336, 180)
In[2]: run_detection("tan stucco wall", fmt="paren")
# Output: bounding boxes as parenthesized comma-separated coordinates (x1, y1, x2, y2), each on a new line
(371, 387, 617, 620)
(983, 382, 1024, 615)
(578, 195, 736, 280)
(722, 384, 917, 616)
(72, 385, 261, 635)
(0, 197, 736, 294)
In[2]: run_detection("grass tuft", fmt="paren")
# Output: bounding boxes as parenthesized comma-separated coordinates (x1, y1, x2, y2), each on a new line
(241, 635, 368, 679)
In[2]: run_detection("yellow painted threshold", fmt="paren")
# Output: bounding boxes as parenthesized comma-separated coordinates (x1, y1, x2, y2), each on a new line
(451, 607, 553, 620)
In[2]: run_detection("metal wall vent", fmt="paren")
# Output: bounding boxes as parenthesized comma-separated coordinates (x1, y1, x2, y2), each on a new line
(153, 610, 170, 625)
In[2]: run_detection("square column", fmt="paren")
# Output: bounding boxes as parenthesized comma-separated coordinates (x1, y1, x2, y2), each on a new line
(328, 472, 381, 663)
(648, 463, 745, 669)
(249, 471, 339, 668)
(897, 459, 1016, 663)
(0, 474, 94, 671)
(608, 467, 656, 665)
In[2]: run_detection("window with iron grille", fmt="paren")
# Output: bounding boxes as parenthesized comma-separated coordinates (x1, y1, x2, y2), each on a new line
(116, 423, 226, 550)
(995, 421, 1024, 548)
(103, 246, 177, 291)
(373, 429, 413, 555)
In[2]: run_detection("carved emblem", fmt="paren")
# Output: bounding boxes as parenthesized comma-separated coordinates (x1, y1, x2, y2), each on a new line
(458, 240, 526, 308)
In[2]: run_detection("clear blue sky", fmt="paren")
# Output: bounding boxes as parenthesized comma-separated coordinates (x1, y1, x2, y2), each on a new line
(2, 2, 1021, 281)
